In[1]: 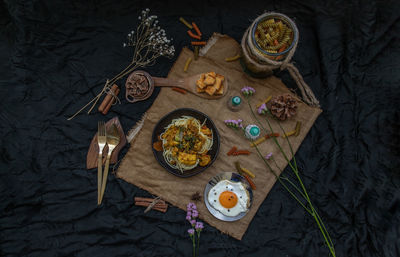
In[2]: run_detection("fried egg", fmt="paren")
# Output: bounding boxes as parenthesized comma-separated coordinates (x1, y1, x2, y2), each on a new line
(207, 180, 250, 217)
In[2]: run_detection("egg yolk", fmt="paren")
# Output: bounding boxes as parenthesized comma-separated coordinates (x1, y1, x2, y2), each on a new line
(219, 191, 238, 208)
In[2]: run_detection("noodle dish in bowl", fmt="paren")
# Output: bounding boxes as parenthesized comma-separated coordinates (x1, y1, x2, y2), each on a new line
(151, 108, 220, 177)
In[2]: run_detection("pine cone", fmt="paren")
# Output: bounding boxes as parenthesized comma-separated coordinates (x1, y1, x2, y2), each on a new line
(266, 94, 298, 121)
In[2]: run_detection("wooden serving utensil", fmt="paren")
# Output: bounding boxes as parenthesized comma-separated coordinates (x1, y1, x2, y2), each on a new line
(125, 70, 228, 103)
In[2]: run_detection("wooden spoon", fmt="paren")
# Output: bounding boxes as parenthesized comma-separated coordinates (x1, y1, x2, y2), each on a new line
(125, 70, 228, 103)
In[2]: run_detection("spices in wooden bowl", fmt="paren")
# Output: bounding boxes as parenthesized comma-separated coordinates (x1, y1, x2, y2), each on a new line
(125, 71, 154, 103)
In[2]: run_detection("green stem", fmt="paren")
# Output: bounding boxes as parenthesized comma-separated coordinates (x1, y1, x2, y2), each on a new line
(252, 142, 312, 214)
(263, 114, 297, 170)
(255, 138, 335, 255)
(270, 156, 309, 203)
(310, 207, 336, 256)
(280, 176, 307, 200)
(247, 100, 297, 172)
(274, 118, 298, 170)
(249, 98, 314, 214)
(196, 232, 201, 257)
(245, 97, 335, 256)
(314, 208, 335, 254)
(192, 235, 195, 257)
(270, 155, 309, 201)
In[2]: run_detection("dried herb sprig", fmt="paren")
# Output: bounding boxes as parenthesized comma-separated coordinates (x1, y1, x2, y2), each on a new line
(68, 8, 175, 120)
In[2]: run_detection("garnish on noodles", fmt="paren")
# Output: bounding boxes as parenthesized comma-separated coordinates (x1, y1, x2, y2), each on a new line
(160, 116, 213, 173)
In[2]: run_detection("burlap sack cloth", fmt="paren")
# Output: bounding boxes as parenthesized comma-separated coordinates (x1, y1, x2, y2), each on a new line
(116, 34, 322, 240)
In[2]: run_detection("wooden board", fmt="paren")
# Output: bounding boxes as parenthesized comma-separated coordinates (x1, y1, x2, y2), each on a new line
(86, 116, 127, 169)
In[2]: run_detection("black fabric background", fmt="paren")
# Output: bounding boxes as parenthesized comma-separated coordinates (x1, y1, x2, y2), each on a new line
(1, 0, 399, 256)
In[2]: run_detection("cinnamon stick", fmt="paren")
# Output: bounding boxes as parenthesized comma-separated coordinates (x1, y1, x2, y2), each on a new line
(151, 207, 168, 213)
(134, 197, 166, 204)
(134, 197, 168, 213)
(134, 201, 168, 209)
(102, 87, 120, 115)
(135, 204, 167, 213)
(98, 84, 119, 113)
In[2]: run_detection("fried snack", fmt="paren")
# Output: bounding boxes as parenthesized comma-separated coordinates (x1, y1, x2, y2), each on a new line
(196, 87, 205, 93)
(207, 72, 216, 78)
(196, 79, 207, 89)
(195, 72, 225, 96)
(204, 75, 215, 86)
(214, 77, 223, 90)
(205, 86, 217, 96)
(215, 85, 224, 95)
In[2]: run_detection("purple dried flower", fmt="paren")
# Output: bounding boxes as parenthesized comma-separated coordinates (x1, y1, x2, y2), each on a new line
(265, 152, 273, 160)
(186, 201, 203, 256)
(224, 119, 243, 129)
(195, 221, 204, 231)
(187, 202, 196, 212)
(258, 103, 268, 115)
(241, 86, 256, 97)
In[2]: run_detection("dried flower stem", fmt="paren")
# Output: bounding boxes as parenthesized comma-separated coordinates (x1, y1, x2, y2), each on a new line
(68, 8, 174, 120)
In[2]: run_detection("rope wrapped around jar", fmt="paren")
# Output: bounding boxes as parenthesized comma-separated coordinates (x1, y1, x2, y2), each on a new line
(241, 12, 320, 107)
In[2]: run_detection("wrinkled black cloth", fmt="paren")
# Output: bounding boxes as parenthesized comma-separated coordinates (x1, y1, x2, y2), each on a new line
(1, 0, 399, 256)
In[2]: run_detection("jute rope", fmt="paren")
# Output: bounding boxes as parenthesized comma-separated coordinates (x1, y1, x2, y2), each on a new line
(104, 80, 121, 105)
(241, 13, 320, 107)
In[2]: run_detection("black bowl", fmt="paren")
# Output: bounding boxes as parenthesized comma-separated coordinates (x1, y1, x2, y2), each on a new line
(151, 108, 220, 178)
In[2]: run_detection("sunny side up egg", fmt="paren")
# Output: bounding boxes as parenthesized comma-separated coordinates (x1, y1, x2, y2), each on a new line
(208, 180, 250, 217)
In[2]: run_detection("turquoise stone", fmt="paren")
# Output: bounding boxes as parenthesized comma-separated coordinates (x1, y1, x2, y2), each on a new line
(231, 96, 241, 106)
(245, 124, 260, 140)
(250, 126, 260, 136)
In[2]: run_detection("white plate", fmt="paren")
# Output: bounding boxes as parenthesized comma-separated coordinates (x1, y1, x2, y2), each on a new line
(204, 172, 253, 221)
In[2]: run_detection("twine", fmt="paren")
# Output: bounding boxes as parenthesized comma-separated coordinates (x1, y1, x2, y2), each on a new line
(241, 12, 320, 107)
(104, 81, 121, 105)
(144, 196, 162, 213)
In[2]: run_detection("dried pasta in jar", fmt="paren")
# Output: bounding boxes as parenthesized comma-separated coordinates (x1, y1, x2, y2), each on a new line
(255, 18, 293, 54)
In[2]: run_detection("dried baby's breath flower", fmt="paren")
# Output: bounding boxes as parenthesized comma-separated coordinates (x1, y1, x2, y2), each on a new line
(68, 8, 175, 120)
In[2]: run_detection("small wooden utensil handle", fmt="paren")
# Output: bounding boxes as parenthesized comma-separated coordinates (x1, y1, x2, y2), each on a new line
(152, 77, 184, 88)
